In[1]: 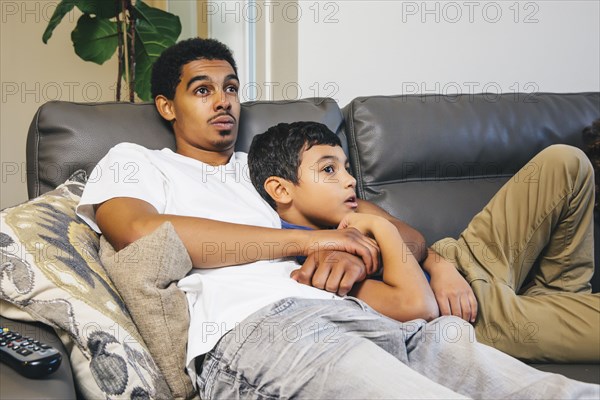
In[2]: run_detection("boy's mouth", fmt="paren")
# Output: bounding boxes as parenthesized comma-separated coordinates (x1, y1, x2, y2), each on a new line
(345, 195, 358, 209)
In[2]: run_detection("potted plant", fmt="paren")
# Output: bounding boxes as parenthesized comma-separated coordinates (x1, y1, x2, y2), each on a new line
(43, 0, 181, 102)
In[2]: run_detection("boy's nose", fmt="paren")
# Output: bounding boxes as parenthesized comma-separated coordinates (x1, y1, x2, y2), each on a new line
(345, 171, 357, 188)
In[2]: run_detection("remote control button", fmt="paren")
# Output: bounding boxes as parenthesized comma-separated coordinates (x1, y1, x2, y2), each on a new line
(0, 341, 6, 347)
(17, 348, 32, 356)
(40, 344, 51, 349)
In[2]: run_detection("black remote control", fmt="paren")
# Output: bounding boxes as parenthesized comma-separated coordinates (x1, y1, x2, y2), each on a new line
(0, 326, 62, 379)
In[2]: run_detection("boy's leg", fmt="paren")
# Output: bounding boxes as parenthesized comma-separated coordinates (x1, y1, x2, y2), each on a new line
(434, 144, 599, 361)
(196, 298, 598, 399)
(471, 279, 600, 361)
(463, 144, 595, 292)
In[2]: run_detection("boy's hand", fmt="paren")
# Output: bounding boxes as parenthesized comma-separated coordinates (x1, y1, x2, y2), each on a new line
(291, 251, 368, 296)
(338, 213, 385, 237)
(427, 256, 478, 323)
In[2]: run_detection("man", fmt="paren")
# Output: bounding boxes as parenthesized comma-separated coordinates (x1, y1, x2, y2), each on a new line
(77, 38, 599, 399)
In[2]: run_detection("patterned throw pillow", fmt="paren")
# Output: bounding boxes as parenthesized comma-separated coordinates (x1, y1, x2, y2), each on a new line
(0, 171, 170, 399)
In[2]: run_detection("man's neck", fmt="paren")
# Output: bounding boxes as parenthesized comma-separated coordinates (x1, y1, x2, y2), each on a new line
(176, 146, 234, 166)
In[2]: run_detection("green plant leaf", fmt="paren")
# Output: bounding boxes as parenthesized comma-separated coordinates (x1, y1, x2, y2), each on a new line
(131, 1, 182, 101)
(75, 0, 122, 19)
(42, 0, 77, 43)
(72, 14, 118, 65)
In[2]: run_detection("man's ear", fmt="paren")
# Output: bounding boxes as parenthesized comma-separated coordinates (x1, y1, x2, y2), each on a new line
(264, 176, 293, 205)
(155, 95, 176, 122)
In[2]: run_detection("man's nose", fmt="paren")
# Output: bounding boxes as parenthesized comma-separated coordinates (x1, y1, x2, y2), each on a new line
(214, 91, 231, 111)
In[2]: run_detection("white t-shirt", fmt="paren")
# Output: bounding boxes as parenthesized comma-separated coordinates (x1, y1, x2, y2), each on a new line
(77, 143, 338, 371)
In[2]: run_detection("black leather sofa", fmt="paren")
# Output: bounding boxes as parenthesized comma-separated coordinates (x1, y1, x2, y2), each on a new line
(1, 92, 599, 398)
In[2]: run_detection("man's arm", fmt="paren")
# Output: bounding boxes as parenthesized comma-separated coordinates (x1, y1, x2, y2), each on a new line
(96, 197, 380, 270)
(342, 213, 439, 321)
(356, 199, 427, 262)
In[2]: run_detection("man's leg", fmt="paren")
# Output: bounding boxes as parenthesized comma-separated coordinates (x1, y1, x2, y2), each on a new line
(434, 144, 599, 361)
(407, 314, 600, 399)
(196, 298, 598, 399)
(197, 298, 464, 399)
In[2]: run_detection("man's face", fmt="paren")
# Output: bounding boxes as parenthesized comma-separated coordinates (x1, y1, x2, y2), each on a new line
(288, 144, 358, 229)
(164, 59, 241, 161)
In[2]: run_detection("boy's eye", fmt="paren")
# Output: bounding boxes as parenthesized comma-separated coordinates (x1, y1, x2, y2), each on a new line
(323, 165, 335, 173)
(226, 85, 239, 93)
(194, 86, 209, 95)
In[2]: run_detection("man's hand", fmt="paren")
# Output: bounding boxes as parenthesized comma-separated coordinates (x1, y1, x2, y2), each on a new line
(290, 250, 369, 296)
(425, 251, 478, 323)
(304, 227, 380, 275)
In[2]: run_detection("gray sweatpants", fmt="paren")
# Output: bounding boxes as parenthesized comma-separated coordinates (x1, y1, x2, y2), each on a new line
(196, 297, 599, 399)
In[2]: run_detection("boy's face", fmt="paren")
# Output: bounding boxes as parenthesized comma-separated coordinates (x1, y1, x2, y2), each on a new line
(288, 144, 358, 229)
(156, 59, 241, 160)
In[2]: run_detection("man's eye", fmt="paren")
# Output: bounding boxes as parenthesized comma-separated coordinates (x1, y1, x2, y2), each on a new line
(195, 87, 209, 95)
(226, 85, 239, 93)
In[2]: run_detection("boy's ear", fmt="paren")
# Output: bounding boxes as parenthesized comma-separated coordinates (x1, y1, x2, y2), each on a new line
(155, 95, 176, 122)
(264, 176, 293, 205)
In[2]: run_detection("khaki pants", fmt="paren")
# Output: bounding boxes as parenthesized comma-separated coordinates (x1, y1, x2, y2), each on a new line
(432, 144, 600, 362)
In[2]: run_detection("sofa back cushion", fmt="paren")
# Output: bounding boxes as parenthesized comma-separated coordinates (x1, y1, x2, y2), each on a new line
(344, 92, 600, 244)
(27, 98, 344, 198)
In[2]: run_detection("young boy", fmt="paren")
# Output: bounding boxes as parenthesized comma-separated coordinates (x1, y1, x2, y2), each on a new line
(249, 120, 600, 363)
(248, 121, 439, 322)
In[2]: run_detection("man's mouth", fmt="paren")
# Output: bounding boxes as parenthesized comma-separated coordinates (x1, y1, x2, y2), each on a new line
(209, 114, 236, 130)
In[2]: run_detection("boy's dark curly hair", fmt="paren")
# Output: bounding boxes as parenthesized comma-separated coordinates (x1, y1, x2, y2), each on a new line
(151, 38, 238, 100)
(582, 118, 600, 212)
(248, 121, 342, 210)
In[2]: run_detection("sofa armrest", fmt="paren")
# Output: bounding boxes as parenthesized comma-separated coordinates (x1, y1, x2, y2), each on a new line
(0, 316, 76, 400)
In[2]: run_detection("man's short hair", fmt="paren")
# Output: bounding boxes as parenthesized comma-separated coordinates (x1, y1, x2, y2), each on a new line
(248, 121, 342, 209)
(151, 38, 238, 100)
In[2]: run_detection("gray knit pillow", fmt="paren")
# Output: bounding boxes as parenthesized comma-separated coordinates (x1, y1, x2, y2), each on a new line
(100, 222, 198, 400)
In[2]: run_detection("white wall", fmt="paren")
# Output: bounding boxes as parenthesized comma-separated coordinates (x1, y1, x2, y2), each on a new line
(3, 1, 598, 208)
(296, 0, 600, 106)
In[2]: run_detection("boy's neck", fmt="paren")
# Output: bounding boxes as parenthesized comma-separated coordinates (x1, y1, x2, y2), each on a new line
(277, 208, 321, 230)
(280, 218, 314, 230)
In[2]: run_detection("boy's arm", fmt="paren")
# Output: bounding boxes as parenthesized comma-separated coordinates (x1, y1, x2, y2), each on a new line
(356, 199, 477, 322)
(341, 213, 439, 322)
(422, 248, 478, 323)
(356, 199, 427, 262)
(95, 197, 380, 271)
(291, 199, 426, 296)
